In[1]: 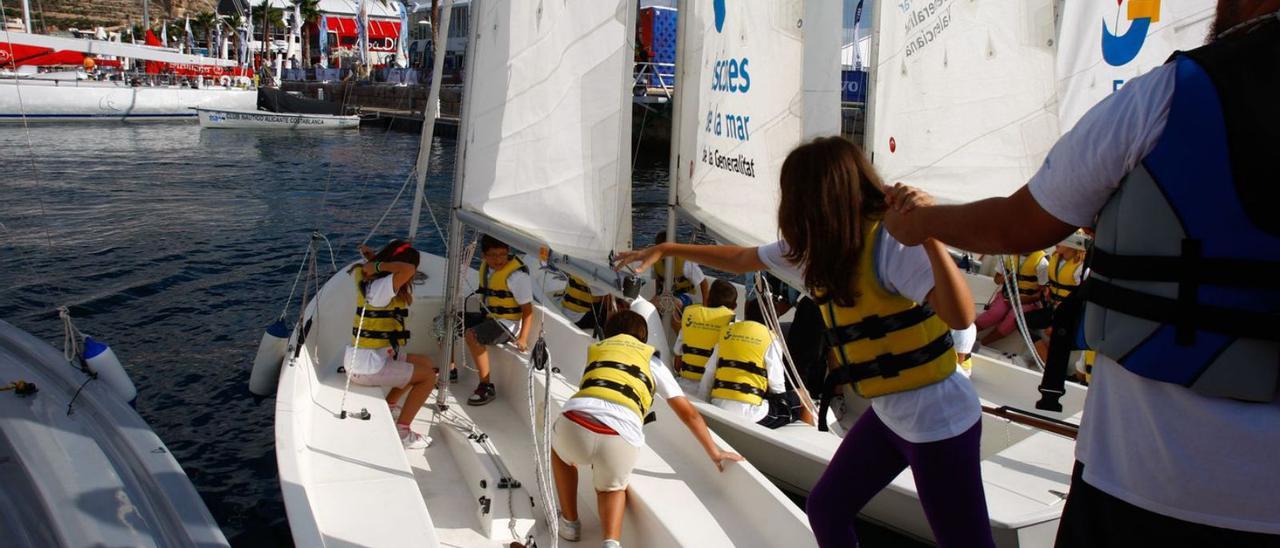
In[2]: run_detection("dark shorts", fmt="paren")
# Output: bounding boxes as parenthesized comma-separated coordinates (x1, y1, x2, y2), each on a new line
(1056, 462, 1280, 547)
(756, 391, 802, 430)
(471, 318, 513, 346)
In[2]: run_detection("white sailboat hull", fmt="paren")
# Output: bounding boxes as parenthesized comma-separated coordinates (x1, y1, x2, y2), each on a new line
(0, 319, 228, 547)
(275, 254, 816, 547)
(0, 79, 255, 122)
(195, 107, 360, 130)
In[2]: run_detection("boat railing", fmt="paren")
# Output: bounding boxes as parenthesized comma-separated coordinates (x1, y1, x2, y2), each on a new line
(633, 61, 675, 100)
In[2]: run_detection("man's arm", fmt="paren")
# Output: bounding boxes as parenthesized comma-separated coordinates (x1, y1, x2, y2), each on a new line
(516, 303, 534, 350)
(886, 186, 1078, 254)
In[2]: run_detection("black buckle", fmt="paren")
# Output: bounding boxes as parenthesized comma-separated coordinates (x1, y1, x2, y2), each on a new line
(1035, 386, 1066, 412)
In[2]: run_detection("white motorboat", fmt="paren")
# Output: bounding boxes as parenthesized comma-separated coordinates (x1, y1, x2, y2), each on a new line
(194, 107, 360, 130)
(0, 318, 228, 547)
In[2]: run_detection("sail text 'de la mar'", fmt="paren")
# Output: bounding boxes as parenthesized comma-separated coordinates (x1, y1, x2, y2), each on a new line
(902, 0, 953, 59)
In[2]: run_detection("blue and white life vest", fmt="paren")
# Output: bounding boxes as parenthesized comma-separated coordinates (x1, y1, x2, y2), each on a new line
(1083, 23, 1280, 402)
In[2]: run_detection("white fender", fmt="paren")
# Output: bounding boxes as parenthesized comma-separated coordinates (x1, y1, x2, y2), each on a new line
(249, 319, 291, 396)
(83, 337, 137, 404)
(628, 296, 672, 361)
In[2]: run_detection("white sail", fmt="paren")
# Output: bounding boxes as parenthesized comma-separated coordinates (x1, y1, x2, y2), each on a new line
(458, 0, 633, 264)
(1056, 0, 1214, 133)
(869, 0, 1060, 204)
(672, 0, 841, 247)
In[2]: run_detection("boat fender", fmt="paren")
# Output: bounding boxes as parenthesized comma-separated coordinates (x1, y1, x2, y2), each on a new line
(250, 319, 291, 396)
(219, 75, 232, 87)
(628, 296, 672, 363)
(83, 337, 137, 405)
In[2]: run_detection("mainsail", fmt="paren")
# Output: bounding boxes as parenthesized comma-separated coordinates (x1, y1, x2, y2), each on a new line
(457, 0, 634, 268)
(1056, 0, 1214, 132)
(672, 0, 842, 248)
(868, 0, 1060, 204)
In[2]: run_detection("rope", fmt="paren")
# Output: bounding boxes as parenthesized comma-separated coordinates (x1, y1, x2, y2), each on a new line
(337, 259, 368, 418)
(361, 170, 417, 247)
(1002, 256, 1047, 371)
(752, 276, 824, 429)
(58, 306, 87, 370)
(527, 270, 559, 546)
(280, 239, 316, 321)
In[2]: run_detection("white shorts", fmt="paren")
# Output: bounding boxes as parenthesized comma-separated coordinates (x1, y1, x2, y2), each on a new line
(551, 415, 639, 492)
(345, 346, 414, 388)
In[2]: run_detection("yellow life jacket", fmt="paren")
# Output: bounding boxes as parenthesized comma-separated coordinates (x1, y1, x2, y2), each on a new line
(352, 268, 410, 350)
(1082, 350, 1096, 384)
(478, 255, 528, 321)
(561, 274, 603, 315)
(710, 320, 773, 405)
(573, 334, 657, 421)
(819, 220, 957, 399)
(654, 257, 695, 296)
(1003, 251, 1047, 297)
(677, 305, 735, 381)
(1048, 252, 1083, 304)
(960, 356, 973, 375)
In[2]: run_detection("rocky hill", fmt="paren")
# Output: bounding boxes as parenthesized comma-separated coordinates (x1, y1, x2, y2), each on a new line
(6, 0, 219, 32)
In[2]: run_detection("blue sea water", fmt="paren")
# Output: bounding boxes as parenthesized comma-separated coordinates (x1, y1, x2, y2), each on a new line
(0, 122, 920, 547)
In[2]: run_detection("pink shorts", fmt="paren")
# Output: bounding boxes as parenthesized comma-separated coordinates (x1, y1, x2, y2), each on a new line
(348, 359, 414, 389)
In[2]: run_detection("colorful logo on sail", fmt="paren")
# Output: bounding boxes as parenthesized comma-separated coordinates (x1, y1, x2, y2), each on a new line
(1102, 0, 1160, 66)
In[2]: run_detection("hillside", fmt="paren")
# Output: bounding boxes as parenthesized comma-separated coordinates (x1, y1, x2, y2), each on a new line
(4, 0, 218, 32)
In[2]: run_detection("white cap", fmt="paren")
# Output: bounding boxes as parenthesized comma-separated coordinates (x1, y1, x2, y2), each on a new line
(1062, 230, 1091, 251)
(951, 324, 977, 355)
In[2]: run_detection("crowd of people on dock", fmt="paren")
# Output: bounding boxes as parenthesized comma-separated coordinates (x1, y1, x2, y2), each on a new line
(339, 2, 1279, 546)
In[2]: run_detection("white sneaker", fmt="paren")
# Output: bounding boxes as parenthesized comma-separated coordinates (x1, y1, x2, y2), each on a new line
(602, 540, 621, 548)
(398, 426, 431, 450)
(558, 514, 581, 541)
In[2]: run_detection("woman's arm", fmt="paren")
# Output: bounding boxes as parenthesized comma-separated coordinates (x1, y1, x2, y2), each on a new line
(614, 243, 766, 275)
(922, 239, 976, 329)
(362, 261, 417, 290)
(667, 396, 743, 471)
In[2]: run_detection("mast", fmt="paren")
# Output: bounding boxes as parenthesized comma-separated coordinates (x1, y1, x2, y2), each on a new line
(662, 0, 688, 303)
(862, 0, 882, 158)
(21, 0, 32, 32)
(142, 0, 150, 31)
(440, 0, 480, 388)
(408, 0, 454, 241)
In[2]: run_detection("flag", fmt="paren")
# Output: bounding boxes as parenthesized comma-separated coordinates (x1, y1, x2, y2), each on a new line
(160, 20, 168, 47)
(852, 0, 865, 69)
(318, 15, 329, 68)
(185, 17, 196, 53)
(396, 1, 409, 68)
(356, 0, 369, 65)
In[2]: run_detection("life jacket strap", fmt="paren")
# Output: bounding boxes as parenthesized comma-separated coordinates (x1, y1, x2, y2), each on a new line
(681, 363, 706, 375)
(352, 328, 411, 341)
(563, 294, 596, 309)
(477, 287, 515, 299)
(821, 305, 935, 349)
(681, 344, 713, 358)
(485, 305, 523, 316)
(712, 380, 767, 399)
(354, 307, 408, 319)
(584, 360, 655, 395)
(826, 331, 955, 385)
(567, 278, 592, 293)
(1091, 246, 1280, 288)
(580, 377, 648, 414)
(1084, 277, 1280, 343)
(718, 359, 768, 378)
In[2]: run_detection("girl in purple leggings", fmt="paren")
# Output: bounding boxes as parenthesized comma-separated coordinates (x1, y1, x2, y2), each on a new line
(616, 136, 993, 547)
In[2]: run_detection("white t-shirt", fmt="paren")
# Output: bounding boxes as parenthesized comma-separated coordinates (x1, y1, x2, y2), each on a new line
(1028, 62, 1280, 533)
(696, 338, 787, 422)
(346, 275, 399, 375)
(660, 260, 708, 302)
(758, 232, 982, 444)
(560, 356, 683, 447)
(483, 265, 533, 333)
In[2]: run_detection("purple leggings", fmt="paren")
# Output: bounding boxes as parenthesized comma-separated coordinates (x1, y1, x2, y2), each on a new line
(806, 409, 994, 548)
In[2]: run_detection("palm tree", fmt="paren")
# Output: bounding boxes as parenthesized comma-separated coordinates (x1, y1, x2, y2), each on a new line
(195, 11, 217, 55)
(296, 0, 321, 68)
(251, 0, 286, 57)
(225, 12, 245, 62)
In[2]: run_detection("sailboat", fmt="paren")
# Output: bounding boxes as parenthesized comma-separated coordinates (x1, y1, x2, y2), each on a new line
(652, 1, 1218, 546)
(267, 1, 814, 545)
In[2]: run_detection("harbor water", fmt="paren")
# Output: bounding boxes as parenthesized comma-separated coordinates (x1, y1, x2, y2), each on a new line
(0, 123, 920, 546)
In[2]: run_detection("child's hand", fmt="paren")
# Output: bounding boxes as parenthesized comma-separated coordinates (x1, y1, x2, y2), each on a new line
(358, 243, 375, 260)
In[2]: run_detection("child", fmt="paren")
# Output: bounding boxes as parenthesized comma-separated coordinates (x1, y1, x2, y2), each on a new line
(552, 311, 742, 548)
(465, 235, 534, 406)
(671, 279, 738, 393)
(346, 240, 439, 449)
(615, 137, 992, 547)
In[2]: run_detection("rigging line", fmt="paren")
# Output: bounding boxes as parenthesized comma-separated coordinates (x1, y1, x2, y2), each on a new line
(279, 239, 315, 321)
(360, 169, 416, 246)
(753, 275, 822, 426)
(1003, 256, 1047, 371)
